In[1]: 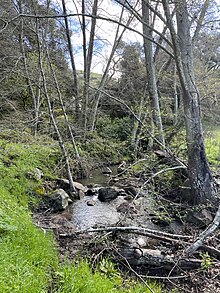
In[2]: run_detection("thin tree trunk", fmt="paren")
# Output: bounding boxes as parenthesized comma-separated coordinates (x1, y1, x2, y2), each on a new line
(131, 84, 147, 156)
(46, 49, 81, 161)
(91, 2, 135, 130)
(81, 0, 98, 129)
(36, 18, 76, 195)
(192, 0, 210, 43)
(173, 63, 178, 125)
(162, 0, 216, 204)
(61, 0, 80, 122)
(18, 1, 41, 136)
(142, 0, 165, 148)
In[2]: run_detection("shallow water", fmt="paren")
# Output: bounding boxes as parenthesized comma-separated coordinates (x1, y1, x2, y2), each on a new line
(72, 166, 156, 230)
(78, 166, 118, 186)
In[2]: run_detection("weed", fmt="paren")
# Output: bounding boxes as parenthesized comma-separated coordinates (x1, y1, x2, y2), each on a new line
(200, 252, 212, 270)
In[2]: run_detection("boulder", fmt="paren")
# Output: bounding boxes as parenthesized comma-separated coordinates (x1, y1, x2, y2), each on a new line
(56, 178, 70, 191)
(50, 189, 71, 211)
(56, 178, 88, 199)
(73, 181, 88, 193)
(26, 168, 43, 181)
(187, 208, 213, 227)
(86, 186, 101, 196)
(87, 199, 97, 206)
(98, 187, 119, 202)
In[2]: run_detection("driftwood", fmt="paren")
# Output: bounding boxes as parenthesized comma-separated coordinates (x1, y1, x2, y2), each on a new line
(120, 248, 202, 270)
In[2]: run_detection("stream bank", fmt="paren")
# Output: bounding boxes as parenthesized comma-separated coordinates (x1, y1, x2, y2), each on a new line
(33, 163, 220, 293)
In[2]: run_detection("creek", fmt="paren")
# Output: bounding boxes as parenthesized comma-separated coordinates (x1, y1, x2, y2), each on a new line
(78, 166, 118, 186)
(72, 166, 157, 231)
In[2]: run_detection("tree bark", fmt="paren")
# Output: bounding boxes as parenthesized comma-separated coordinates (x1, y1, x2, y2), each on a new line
(18, 0, 41, 136)
(142, 0, 165, 148)
(81, 0, 98, 129)
(162, 0, 216, 204)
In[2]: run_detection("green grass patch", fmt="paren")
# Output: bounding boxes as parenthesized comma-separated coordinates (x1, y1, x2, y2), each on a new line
(0, 132, 60, 292)
(205, 129, 220, 167)
(54, 259, 162, 293)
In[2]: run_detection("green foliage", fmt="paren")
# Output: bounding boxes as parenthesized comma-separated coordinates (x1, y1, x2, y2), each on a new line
(96, 116, 132, 141)
(77, 131, 130, 163)
(54, 259, 162, 293)
(204, 129, 220, 167)
(169, 130, 187, 160)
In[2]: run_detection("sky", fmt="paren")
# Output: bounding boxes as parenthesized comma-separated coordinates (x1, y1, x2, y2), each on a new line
(55, 0, 146, 74)
(54, 0, 220, 74)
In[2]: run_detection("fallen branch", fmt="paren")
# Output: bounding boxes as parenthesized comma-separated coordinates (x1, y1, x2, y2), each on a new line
(59, 226, 192, 240)
(113, 247, 156, 293)
(185, 203, 220, 256)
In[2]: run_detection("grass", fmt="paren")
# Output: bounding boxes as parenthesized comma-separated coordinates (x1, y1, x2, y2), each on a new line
(0, 130, 163, 293)
(54, 260, 162, 293)
(204, 128, 220, 167)
(0, 133, 59, 292)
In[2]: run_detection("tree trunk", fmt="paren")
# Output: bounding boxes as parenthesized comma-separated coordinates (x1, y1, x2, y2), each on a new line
(91, 3, 132, 130)
(36, 18, 76, 196)
(162, 0, 216, 204)
(18, 1, 41, 136)
(61, 0, 80, 123)
(81, 0, 98, 129)
(46, 49, 81, 161)
(142, 0, 165, 148)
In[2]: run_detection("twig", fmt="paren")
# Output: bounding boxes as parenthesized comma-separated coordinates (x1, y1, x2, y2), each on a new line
(136, 165, 187, 198)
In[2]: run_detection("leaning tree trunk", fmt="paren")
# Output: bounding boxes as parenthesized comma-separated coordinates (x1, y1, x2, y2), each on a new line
(35, 18, 76, 196)
(162, 0, 216, 204)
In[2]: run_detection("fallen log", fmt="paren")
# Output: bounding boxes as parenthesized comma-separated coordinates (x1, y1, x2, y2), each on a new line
(120, 248, 202, 270)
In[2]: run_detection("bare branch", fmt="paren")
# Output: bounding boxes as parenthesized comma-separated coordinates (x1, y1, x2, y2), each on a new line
(16, 13, 174, 57)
